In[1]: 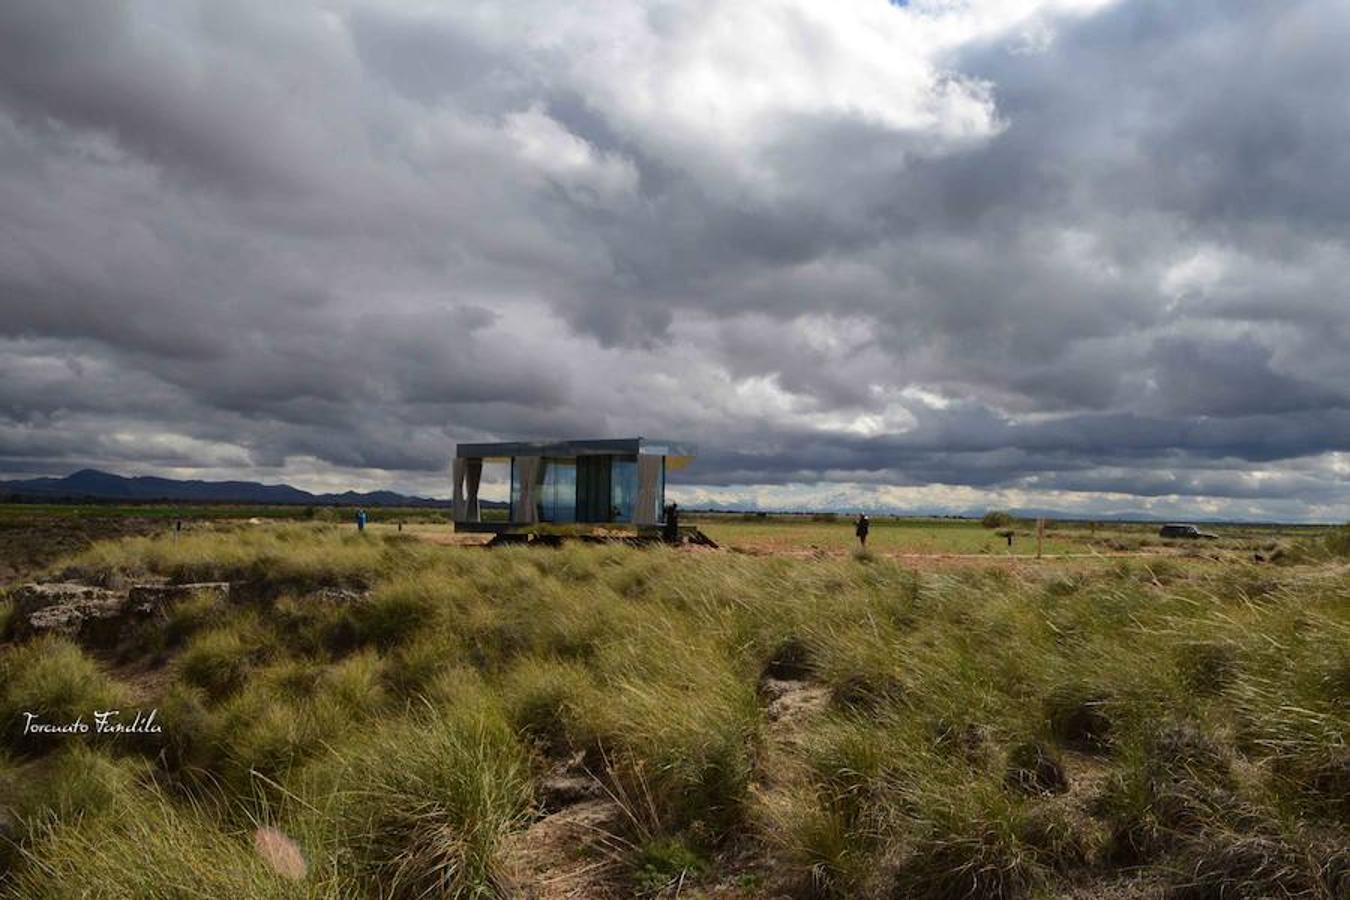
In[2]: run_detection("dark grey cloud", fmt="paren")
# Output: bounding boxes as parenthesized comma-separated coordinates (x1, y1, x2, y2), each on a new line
(1, 0, 1348, 519)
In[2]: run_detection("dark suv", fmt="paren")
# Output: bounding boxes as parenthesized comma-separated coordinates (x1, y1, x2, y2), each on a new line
(1159, 523, 1218, 539)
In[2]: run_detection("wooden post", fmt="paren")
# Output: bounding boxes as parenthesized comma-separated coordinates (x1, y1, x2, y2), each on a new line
(1036, 518, 1045, 559)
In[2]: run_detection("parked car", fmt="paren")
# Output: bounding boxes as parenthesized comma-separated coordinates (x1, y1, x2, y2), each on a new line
(1159, 523, 1218, 539)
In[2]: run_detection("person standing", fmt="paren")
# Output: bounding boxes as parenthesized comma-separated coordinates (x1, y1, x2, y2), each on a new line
(855, 513, 870, 549)
(356, 508, 367, 533)
(663, 501, 680, 543)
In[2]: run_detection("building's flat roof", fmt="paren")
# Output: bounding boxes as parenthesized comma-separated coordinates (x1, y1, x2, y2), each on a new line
(456, 437, 695, 459)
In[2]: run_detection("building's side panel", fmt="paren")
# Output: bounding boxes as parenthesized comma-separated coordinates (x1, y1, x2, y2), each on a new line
(635, 455, 663, 525)
(514, 456, 541, 523)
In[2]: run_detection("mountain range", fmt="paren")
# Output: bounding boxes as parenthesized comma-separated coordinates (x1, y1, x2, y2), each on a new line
(0, 469, 473, 508)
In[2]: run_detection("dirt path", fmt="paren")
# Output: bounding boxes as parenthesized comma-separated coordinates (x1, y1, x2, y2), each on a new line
(498, 760, 630, 899)
(500, 792, 627, 899)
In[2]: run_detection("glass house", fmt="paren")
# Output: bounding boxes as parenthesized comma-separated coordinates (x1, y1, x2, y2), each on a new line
(452, 438, 695, 532)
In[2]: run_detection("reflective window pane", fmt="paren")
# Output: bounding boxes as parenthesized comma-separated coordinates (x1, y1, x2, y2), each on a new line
(611, 455, 637, 522)
(537, 457, 577, 523)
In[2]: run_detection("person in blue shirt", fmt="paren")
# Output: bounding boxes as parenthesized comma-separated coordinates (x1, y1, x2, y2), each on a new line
(356, 509, 367, 532)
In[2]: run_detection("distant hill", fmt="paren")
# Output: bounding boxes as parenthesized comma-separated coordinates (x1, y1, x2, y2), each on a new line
(0, 469, 486, 508)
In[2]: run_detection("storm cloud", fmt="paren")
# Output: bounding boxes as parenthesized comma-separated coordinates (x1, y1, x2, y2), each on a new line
(1, 0, 1348, 519)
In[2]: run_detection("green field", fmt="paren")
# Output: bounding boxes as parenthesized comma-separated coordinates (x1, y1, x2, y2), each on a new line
(0, 503, 452, 522)
(692, 513, 1318, 558)
(0, 514, 1347, 899)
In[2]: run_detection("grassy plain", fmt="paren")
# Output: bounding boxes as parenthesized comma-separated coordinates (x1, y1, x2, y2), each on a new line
(0, 512, 1346, 899)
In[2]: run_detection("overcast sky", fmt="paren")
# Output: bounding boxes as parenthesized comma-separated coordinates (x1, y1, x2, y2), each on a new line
(2, 0, 1348, 520)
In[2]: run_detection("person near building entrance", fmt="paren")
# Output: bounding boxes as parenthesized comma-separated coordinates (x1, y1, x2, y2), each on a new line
(663, 501, 680, 543)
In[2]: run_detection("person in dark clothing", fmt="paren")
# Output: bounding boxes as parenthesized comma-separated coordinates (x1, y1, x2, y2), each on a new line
(663, 502, 680, 543)
(855, 513, 870, 548)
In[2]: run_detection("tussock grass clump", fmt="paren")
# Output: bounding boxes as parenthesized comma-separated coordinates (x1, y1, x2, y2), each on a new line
(177, 616, 277, 700)
(1003, 740, 1068, 796)
(1176, 640, 1241, 695)
(1044, 684, 1115, 754)
(1096, 721, 1242, 865)
(1323, 524, 1350, 558)
(347, 576, 444, 650)
(4, 786, 314, 900)
(0, 637, 130, 755)
(761, 785, 859, 897)
(500, 657, 597, 758)
(589, 657, 760, 837)
(298, 693, 534, 899)
(382, 632, 460, 698)
(1167, 829, 1321, 900)
(1, 744, 150, 874)
(887, 787, 1049, 900)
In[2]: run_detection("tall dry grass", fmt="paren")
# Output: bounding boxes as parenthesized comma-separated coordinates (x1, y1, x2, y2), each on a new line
(1, 525, 1346, 898)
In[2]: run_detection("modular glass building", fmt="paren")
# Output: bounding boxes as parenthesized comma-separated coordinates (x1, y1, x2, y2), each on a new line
(452, 438, 694, 532)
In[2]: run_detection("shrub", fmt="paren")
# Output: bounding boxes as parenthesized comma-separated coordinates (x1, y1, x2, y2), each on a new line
(981, 511, 1016, 529)
(632, 836, 709, 894)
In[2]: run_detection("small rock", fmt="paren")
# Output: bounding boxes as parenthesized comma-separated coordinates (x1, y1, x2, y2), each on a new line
(126, 582, 230, 619)
(11, 582, 120, 617)
(9, 583, 126, 642)
(538, 774, 601, 812)
(311, 587, 370, 605)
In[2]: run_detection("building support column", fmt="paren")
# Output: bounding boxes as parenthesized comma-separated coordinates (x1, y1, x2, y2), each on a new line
(464, 458, 482, 522)
(452, 457, 466, 522)
(515, 456, 541, 524)
(635, 455, 662, 525)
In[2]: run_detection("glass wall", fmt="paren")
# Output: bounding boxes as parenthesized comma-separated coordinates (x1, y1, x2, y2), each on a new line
(509, 458, 521, 519)
(610, 455, 637, 522)
(537, 457, 577, 523)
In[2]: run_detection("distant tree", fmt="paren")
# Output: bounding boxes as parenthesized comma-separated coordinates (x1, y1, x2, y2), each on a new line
(981, 510, 1015, 529)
